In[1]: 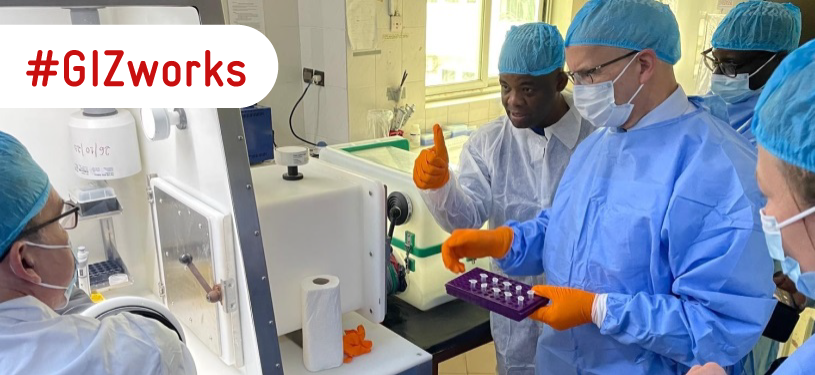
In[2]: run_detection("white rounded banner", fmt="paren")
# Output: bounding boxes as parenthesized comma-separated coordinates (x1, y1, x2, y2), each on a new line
(0, 25, 278, 108)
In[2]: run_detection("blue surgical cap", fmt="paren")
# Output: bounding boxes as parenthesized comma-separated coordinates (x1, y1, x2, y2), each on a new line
(0, 132, 50, 256)
(564, 0, 681, 64)
(754, 39, 815, 172)
(499, 22, 565, 76)
(712, 1, 801, 53)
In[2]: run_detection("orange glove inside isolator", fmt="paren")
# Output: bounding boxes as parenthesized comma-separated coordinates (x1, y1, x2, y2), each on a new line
(442, 227, 514, 274)
(342, 325, 373, 364)
(413, 124, 449, 190)
(530, 285, 596, 330)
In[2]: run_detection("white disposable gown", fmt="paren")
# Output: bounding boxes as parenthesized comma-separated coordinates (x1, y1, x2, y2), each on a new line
(420, 96, 595, 375)
(0, 296, 196, 375)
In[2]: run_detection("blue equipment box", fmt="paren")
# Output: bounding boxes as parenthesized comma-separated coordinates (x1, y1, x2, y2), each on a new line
(241, 105, 275, 165)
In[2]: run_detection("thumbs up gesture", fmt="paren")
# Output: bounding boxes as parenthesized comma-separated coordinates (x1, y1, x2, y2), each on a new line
(413, 124, 450, 190)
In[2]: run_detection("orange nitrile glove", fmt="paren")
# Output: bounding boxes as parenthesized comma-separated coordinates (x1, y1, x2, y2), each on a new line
(413, 124, 449, 190)
(342, 325, 373, 364)
(530, 285, 596, 330)
(441, 227, 514, 274)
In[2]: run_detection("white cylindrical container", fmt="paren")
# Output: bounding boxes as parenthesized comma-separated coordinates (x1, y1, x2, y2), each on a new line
(301, 275, 343, 372)
(76, 246, 90, 295)
(68, 109, 142, 180)
(408, 124, 421, 148)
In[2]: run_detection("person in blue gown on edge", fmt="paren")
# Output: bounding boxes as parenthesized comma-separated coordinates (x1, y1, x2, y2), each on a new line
(697, 3, 804, 373)
(438, 0, 777, 374)
(688, 38, 815, 375)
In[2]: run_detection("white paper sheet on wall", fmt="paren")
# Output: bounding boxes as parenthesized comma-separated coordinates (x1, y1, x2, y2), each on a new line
(227, 0, 267, 36)
(347, 0, 377, 52)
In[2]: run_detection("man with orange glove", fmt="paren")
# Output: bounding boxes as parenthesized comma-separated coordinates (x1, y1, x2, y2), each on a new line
(441, 1, 776, 374)
(413, 23, 594, 375)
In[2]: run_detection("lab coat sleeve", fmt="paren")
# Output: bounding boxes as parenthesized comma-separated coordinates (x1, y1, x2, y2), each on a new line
(495, 209, 549, 276)
(420, 139, 493, 232)
(114, 313, 198, 375)
(599, 196, 776, 367)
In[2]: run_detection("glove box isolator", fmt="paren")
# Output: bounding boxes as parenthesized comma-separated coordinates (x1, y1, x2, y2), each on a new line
(320, 138, 490, 311)
(250, 159, 386, 335)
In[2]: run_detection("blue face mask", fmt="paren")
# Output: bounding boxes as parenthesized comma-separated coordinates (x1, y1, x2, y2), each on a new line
(760, 206, 815, 299)
(710, 54, 776, 104)
(11, 241, 78, 310)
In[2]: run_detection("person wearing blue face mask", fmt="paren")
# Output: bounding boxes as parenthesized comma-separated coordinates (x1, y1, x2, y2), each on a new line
(438, 0, 777, 374)
(688, 38, 815, 375)
(0, 131, 197, 375)
(699, 1, 801, 146)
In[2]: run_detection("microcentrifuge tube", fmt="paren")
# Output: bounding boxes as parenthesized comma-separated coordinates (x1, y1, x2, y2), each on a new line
(515, 285, 523, 294)
(492, 277, 499, 285)
(517, 296, 525, 306)
(527, 290, 535, 299)
(503, 281, 512, 291)
(504, 292, 512, 302)
(493, 287, 501, 297)
(480, 273, 488, 282)
(469, 279, 477, 289)
(481, 283, 488, 291)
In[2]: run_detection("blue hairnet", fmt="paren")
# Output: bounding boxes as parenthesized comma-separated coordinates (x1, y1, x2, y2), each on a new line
(0, 132, 50, 256)
(564, 0, 681, 64)
(712, 1, 801, 53)
(498, 22, 565, 76)
(754, 39, 815, 172)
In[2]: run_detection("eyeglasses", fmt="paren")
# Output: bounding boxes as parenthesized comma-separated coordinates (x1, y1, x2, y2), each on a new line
(18, 201, 79, 238)
(701, 48, 778, 78)
(701, 48, 739, 78)
(566, 50, 639, 85)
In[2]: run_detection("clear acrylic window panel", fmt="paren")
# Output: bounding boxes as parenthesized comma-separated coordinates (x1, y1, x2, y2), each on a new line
(426, 0, 485, 86)
(487, 0, 542, 77)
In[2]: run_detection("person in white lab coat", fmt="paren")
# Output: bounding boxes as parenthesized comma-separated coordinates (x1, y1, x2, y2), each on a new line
(412, 23, 594, 375)
(0, 131, 196, 375)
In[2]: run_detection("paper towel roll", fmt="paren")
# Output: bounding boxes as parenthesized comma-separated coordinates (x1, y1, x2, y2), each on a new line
(301, 275, 343, 371)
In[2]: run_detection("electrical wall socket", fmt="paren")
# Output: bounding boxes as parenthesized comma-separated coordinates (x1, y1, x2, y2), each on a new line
(302, 68, 314, 83)
(313, 70, 325, 86)
(302, 67, 325, 86)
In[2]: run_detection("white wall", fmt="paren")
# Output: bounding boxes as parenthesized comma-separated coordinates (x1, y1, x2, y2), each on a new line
(220, 0, 307, 148)
(298, 0, 351, 145)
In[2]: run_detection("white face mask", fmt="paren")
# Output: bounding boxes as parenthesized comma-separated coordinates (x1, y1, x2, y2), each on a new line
(710, 54, 776, 104)
(11, 241, 77, 310)
(573, 53, 645, 128)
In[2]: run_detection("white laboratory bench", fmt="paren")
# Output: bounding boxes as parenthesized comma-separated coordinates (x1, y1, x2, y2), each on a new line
(279, 312, 432, 375)
(185, 311, 432, 375)
(102, 281, 431, 374)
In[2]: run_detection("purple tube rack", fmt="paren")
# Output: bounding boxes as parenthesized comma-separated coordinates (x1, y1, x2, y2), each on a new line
(445, 267, 549, 322)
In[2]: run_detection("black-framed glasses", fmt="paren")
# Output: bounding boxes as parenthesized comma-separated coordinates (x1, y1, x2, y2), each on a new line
(702, 48, 739, 78)
(17, 201, 79, 238)
(566, 50, 639, 85)
(701, 48, 778, 78)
